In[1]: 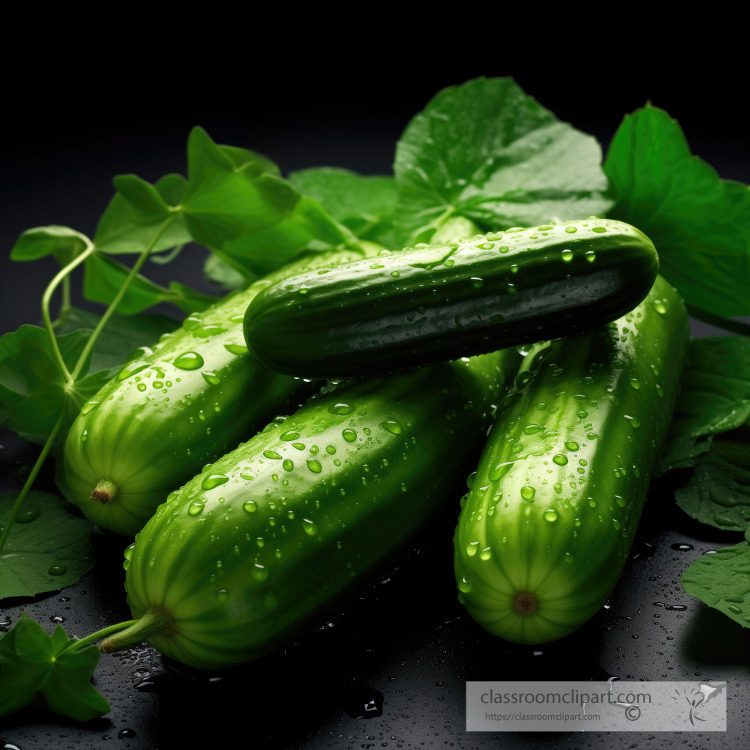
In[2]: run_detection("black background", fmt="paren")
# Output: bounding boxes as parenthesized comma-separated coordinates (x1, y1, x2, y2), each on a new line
(2, 31, 750, 749)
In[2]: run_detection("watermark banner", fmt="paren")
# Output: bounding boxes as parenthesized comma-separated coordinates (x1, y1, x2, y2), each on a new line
(466, 680, 726, 732)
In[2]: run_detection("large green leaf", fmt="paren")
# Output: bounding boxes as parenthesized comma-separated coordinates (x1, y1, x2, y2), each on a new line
(394, 77, 613, 246)
(605, 105, 750, 317)
(0, 491, 95, 599)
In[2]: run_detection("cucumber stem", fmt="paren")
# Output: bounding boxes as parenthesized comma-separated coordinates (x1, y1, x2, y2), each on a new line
(91, 479, 118, 504)
(99, 608, 174, 653)
(514, 592, 537, 616)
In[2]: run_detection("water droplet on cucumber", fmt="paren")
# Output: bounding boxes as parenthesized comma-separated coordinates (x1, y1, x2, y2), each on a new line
(173, 352, 204, 370)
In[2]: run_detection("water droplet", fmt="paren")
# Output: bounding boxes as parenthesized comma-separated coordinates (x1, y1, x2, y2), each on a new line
(653, 299, 668, 315)
(224, 343, 248, 355)
(173, 351, 204, 370)
(183, 314, 202, 331)
(302, 518, 318, 535)
(117, 361, 150, 381)
(543, 509, 558, 522)
(624, 414, 641, 428)
(307, 459, 322, 473)
(342, 429, 357, 442)
(217, 589, 229, 603)
(48, 564, 68, 576)
(457, 576, 472, 593)
(561, 249, 573, 262)
(263, 450, 282, 460)
(329, 402, 355, 415)
(202, 370, 221, 385)
(585, 250, 596, 262)
(670, 543, 694, 552)
(565, 441, 579, 451)
(193, 324, 226, 338)
(188, 501, 205, 516)
(137, 382, 147, 392)
(283, 459, 294, 472)
(16, 508, 40, 523)
(380, 419, 402, 435)
(552, 454, 568, 466)
(629, 378, 641, 390)
(470, 277, 483, 288)
(564, 226, 577, 234)
(390, 270, 400, 278)
(252, 563, 268, 581)
(80, 399, 99, 415)
(521, 486, 535, 501)
(280, 430, 300, 441)
(202, 474, 229, 490)
(465, 541, 479, 557)
(489, 461, 514, 481)
(243, 500, 258, 513)
(592, 226, 607, 233)
(523, 424, 542, 435)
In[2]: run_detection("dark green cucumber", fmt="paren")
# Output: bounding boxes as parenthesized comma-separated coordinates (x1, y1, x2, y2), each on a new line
(101, 349, 517, 669)
(243, 219, 659, 378)
(454, 275, 688, 645)
(63, 248, 368, 537)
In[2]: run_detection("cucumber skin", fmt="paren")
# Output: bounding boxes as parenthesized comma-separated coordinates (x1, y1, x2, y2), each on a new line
(243, 219, 659, 378)
(454, 276, 688, 645)
(122, 349, 517, 670)
(62, 249, 367, 537)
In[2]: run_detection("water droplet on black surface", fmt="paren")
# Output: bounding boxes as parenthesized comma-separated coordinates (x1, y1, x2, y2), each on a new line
(342, 685, 384, 719)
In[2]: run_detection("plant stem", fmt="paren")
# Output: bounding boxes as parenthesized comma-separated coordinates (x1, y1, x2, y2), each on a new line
(687, 304, 750, 338)
(99, 608, 173, 653)
(62, 620, 140, 653)
(0, 412, 65, 556)
(70, 217, 174, 381)
(41, 241, 96, 383)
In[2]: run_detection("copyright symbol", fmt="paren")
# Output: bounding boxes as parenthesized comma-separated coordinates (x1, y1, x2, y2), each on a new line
(625, 705, 641, 722)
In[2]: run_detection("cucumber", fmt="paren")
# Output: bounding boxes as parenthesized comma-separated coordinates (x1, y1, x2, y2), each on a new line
(101, 348, 518, 669)
(453, 275, 688, 645)
(243, 218, 659, 378)
(62, 248, 368, 537)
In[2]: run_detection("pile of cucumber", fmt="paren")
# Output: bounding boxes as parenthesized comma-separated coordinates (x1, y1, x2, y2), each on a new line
(58, 216, 687, 667)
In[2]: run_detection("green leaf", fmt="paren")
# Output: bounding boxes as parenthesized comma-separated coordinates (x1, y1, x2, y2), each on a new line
(0, 491, 95, 599)
(10, 225, 88, 264)
(681, 531, 750, 629)
(0, 614, 109, 720)
(111, 174, 170, 223)
(675, 439, 750, 531)
(203, 252, 253, 291)
(213, 196, 352, 277)
(0, 325, 90, 443)
(393, 77, 613, 246)
(55, 306, 177, 376)
(605, 105, 750, 318)
(94, 174, 192, 256)
(0, 309, 177, 444)
(289, 167, 397, 247)
(659, 337, 750, 474)
(181, 126, 299, 247)
(219, 145, 281, 177)
(83, 253, 217, 316)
